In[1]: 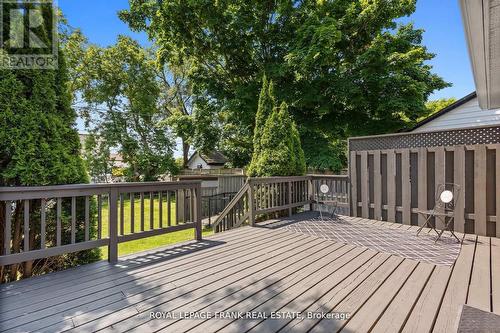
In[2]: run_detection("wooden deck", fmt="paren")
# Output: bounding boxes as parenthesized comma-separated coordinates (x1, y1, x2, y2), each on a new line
(1, 213, 499, 333)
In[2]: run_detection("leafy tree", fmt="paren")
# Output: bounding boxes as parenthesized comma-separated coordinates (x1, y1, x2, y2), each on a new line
(82, 133, 113, 183)
(420, 97, 457, 120)
(160, 69, 220, 167)
(302, 131, 347, 173)
(121, 0, 449, 171)
(64, 34, 178, 181)
(158, 61, 217, 168)
(0, 2, 99, 282)
(251, 102, 306, 176)
(291, 118, 307, 175)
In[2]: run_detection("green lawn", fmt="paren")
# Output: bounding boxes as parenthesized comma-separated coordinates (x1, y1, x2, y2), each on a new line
(99, 197, 213, 259)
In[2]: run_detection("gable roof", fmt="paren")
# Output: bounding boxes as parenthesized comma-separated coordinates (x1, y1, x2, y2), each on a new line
(187, 151, 228, 166)
(408, 92, 477, 132)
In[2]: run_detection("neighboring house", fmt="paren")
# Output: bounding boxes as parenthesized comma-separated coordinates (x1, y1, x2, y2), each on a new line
(410, 92, 500, 133)
(187, 151, 228, 170)
(109, 152, 127, 169)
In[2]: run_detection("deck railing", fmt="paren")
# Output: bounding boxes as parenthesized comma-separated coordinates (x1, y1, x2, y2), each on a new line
(212, 175, 349, 232)
(0, 181, 202, 266)
(349, 125, 500, 237)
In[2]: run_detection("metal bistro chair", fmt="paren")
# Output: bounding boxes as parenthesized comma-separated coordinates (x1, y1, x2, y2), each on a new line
(314, 184, 338, 220)
(416, 183, 461, 243)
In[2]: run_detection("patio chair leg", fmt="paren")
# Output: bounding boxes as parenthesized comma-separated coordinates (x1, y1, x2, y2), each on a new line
(330, 204, 338, 219)
(434, 217, 460, 243)
(443, 217, 461, 243)
(449, 230, 461, 243)
(435, 228, 445, 243)
(416, 214, 433, 236)
(433, 216, 447, 238)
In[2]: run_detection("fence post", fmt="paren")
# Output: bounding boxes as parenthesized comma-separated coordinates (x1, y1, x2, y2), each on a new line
(195, 183, 203, 240)
(248, 181, 255, 226)
(287, 181, 292, 216)
(108, 187, 118, 264)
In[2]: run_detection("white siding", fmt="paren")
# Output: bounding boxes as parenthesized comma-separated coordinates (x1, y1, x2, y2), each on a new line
(413, 96, 500, 132)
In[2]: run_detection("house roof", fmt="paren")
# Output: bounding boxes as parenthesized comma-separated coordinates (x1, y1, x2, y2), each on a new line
(459, 0, 500, 109)
(188, 151, 228, 166)
(408, 92, 477, 132)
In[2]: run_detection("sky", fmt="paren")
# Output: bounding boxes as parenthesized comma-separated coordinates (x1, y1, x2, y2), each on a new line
(60, 0, 476, 156)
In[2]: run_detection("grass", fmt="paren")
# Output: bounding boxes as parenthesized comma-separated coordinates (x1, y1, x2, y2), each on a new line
(99, 197, 213, 259)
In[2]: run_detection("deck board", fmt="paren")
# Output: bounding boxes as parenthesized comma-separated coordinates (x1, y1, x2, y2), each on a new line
(339, 259, 418, 332)
(0, 225, 260, 297)
(467, 235, 491, 312)
(0, 212, 497, 333)
(217, 248, 375, 333)
(100, 238, 347, 333)
(0, 229, 300, 321)
(41, 232, 313, 332)
(492, 237, 500, 314)
(401, 265, 453, 333)
(371, 262, 435, 332)
(432, 234, 477, 333)
(278, 253, 392, 333)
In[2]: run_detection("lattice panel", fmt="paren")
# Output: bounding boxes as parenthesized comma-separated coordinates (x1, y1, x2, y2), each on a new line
(349, 126, 500, 151)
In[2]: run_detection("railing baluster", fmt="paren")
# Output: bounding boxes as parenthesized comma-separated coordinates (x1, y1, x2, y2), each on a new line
(97, 195, 102, 239)
(56, 198, 61, 246)
(167, 191, 171, 227)
(140, 192, 145, 231)
(175, 190, 179, 225)
(108, 188, 118, 263)
(130, 193, 135, 233)
(149, 192, 154, 230)
(85, 196, 90, 241)
(120, 193, 124, 235)
(195, 185, 202, 240)
(159, 191, 163, 228)
(40, 199, 46, 249)
(4, 201, 11, 254)
(71, 197, 76, 244)
(24, 200, 29, 251)
(190, 188, 195, 223)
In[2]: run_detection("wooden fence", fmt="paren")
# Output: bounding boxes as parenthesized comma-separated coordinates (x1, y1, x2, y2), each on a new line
(0, 181, 202, 266)
(212, 175, 349, 232)
(349, 125, 500, 237)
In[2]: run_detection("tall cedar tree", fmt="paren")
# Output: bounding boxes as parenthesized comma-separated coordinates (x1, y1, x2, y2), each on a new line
(121, 0, 449, 170)
(0, 2, 99, 282)
(251, 101, 306, 177)
(248, 76, 275, 176)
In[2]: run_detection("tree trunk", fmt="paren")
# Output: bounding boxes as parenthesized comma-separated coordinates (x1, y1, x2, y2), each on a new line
(182, 140, 190, 168)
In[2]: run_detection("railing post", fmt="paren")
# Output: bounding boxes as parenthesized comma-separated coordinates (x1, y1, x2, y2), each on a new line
(108, 187, 118, 264)
(194, 183, 203, 240)
(248, 181, 255, 226)
(287, 181, 292, 217)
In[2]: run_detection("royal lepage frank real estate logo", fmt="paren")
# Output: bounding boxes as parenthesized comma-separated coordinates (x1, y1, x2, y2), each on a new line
(0, 0, 58, 69)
